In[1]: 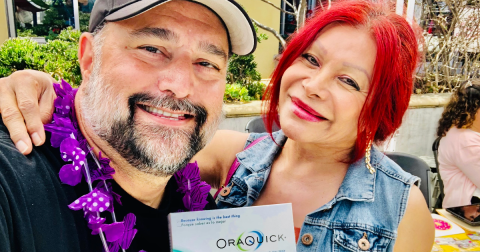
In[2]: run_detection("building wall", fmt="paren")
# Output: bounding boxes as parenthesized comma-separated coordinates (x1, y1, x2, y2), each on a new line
(236, 0, 281, 79)
(0, 0, 9, 43)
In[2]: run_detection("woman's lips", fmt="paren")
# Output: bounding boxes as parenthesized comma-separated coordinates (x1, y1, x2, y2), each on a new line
(291, 97, 326, 122)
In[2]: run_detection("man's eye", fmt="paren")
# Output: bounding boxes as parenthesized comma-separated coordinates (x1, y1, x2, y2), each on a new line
(140, 46, 162, 54)
(197, 61, 220, 71)
(301, 53, 319, 67)
(339, 77, 360, 91)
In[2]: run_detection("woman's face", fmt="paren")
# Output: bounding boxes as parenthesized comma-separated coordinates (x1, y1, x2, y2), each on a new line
(278, 24, 377, 148)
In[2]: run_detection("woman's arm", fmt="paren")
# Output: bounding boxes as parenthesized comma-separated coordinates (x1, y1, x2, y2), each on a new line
(0, 70, 56, 154)
(393, 186, 435, 252)
(191, 130, 249, 189)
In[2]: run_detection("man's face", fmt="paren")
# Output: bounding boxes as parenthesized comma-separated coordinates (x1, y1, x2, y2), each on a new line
(80, 0, 228, 176)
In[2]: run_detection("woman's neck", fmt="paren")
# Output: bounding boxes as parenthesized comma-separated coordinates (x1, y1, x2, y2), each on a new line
(470, 121, 480, 133)
(279, 138, 351, 177)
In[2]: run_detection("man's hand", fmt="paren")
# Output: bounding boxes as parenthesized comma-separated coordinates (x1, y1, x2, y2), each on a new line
(0, 70, 56, 155)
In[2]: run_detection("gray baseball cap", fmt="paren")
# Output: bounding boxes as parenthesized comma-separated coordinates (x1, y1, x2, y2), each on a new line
(89, 0, 257, 55)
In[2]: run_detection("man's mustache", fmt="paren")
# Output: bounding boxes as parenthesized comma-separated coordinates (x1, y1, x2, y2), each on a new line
(127, 93, 208, 126)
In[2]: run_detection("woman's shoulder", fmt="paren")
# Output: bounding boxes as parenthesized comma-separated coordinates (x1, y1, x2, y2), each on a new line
(235, 130, 287, 173)
(443, 127, 480, 146)
(371, 149, 420, 186)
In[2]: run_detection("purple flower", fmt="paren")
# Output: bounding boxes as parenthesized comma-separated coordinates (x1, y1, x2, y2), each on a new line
(68, 188, 114, 213)
(58, 138, 86, 186)
(175, 162, 201, 194)
(85, 212, 106, 231)
(53, 80, 75, 117)
(183, 182, 211, 211)
(90, 152, 116, 181)
(106, 214, 138, 252)
(96, 182, 122, 206)
(97, 222, 125, 242)
(119, 213, 138, 249)
(45, 80, 79, 148)
(174, 162, 211, 211)
(45, 114, 78, 148)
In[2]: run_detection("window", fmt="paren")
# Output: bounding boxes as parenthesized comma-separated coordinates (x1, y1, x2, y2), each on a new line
(9, 0, 93, 39)
(279, 0, 318, 38)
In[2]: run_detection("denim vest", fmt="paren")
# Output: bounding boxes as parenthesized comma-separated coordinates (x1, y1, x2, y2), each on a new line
(216, 131, 420, 252)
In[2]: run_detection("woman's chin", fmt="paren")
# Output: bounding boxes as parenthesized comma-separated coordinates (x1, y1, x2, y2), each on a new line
(281, 123, 313, 143)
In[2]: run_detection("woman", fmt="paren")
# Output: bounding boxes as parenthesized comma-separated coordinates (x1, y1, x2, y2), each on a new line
(437, 79, 480, 208)
(0, 0, 434, 251)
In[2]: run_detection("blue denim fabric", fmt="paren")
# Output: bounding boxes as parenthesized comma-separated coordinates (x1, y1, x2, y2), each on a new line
(216, 131, 420, 252)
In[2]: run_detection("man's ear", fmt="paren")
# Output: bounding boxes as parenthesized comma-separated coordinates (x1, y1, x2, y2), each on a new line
(78, 33, 95, 82)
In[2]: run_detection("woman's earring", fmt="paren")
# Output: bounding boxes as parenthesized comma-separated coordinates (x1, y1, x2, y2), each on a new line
(365, 141, 375, 174)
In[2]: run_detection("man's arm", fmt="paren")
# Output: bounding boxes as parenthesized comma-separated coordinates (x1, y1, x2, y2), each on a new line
(0, 70, 56, 154)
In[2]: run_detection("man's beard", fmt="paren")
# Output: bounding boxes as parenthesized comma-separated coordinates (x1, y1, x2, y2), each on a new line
(80, 52, 220, 177)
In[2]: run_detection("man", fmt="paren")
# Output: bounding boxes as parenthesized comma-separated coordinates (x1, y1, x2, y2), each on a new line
(0, 0, 256, 251)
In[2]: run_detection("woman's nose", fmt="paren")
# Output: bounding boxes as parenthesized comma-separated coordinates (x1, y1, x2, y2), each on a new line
(302, 71, 331, 100)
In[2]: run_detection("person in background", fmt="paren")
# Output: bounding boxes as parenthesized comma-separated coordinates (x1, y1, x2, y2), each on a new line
(437, 79, 480, 208)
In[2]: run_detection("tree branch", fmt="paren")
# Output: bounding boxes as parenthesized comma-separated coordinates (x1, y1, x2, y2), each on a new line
(251, 18, 286, 48)
(284, 0, 296, 12)
(258, 0, 295, 15)
(296, 0, 307, 29)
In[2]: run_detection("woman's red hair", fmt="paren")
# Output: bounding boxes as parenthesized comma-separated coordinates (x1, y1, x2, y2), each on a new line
(263, 0, 419, 163)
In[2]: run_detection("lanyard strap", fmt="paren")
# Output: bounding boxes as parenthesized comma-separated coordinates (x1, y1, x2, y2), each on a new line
(213, 135, 268, 199)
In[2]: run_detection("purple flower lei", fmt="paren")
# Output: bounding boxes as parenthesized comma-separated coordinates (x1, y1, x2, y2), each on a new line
(44, 80, 211, 252)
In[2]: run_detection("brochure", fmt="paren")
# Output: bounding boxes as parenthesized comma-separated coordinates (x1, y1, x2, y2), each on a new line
(168, 203, 297, 252)
(432, 213, 465, 237)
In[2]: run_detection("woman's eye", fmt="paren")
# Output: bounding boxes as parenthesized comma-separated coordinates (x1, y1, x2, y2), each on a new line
(339, 77, 360, 91)
(197, 61, 220, 71)
(301, 53, 319, 67)
(140, 46, 162, 54)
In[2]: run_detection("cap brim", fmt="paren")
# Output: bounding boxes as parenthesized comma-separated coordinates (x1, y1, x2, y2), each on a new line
(105, 0, 256, 56)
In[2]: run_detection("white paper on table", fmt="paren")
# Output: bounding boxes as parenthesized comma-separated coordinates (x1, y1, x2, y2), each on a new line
(432, 213, 465, 237)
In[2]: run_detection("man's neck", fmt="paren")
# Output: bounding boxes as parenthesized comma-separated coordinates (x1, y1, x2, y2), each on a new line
(74, 89, 170, 209)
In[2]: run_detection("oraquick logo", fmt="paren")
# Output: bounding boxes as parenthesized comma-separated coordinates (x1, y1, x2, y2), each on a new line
(216, 230, 286, 251)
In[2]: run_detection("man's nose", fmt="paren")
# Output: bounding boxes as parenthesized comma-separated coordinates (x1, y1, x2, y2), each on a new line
(157, 57, 195, 99)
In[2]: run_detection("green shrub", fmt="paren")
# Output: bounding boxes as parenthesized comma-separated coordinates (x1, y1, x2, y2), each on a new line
(245, 81, 266, 101)
(56, 27, 82, 43)
(227, 53, 261, 85)
(0, 38, 39, 70)
(224, 24, 268, 102)
(17, 29, 37, 37)
(224, 84, 251, 102)
(0, 28, 81, 86)
(226, 24, 267, 86)
(224, 82, 266, 102)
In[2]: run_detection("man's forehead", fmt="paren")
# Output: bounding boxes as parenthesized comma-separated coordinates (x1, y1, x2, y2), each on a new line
(122, 0, 223, 28)
(112, 1, 229, 52)
(92, 0, 255, 55)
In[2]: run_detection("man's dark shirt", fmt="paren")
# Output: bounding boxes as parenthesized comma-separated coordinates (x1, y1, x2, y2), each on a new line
(0, 119, 216, 251)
